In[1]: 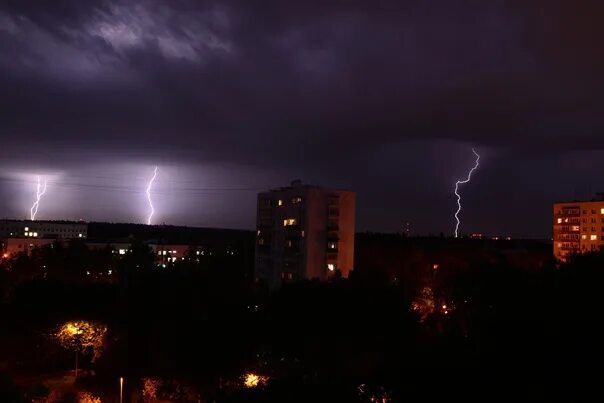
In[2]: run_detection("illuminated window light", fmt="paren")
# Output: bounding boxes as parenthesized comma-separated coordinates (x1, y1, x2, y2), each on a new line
(557, 218, 562, 224)
(327, 263, 335, 271)
(78, 233, 82, 238)
(33, 232, 38, 237)
(24, 227, 29, 231)
(283, 218, 297, 226)
(601, 208, 604, 215)
(582, 235, 587, 240)
(119, 249, 126, 255)
(591, 235, 598, 241)
(278, 199, 283, 206)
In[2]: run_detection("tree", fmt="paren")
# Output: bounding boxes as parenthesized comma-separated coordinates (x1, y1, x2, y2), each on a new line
(54, 321, 108, 377)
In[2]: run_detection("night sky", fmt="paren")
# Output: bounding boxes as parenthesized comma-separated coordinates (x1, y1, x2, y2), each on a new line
(1, 1, 604, 238)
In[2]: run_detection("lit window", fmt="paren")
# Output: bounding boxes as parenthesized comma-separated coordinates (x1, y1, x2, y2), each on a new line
(571, 225, 580, 231)
(286, 240, 293, 247)
(327, 264, 335, 271)
(33, 232, 38, 237)
(278, 199, 283, 206)
(24, 227, 29, 231)
(283, 218, 297, 226)
(162, 251, 167, 255)
(196, 251, 200, 255)
(582, 235, 587, 240)
(557, 243, 562, 248)
(119, 249, 126, 255)
(301, 230, 305, 237)
(292, 197, 302, 204)
(158, 251, 162, 255)
(328, 242, 337, 249)
(557, 218, 562, 224)
(591, 235, 598, 241)
(78, 233, 82, 238)
(601, 208, 604, 214)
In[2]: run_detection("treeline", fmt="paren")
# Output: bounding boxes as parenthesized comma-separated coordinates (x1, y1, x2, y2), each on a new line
(1, 242, 604, 401)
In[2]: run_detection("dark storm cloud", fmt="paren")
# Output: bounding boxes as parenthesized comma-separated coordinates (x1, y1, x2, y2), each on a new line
(2, 0, 604, 161)
(1, 0, 604, 235)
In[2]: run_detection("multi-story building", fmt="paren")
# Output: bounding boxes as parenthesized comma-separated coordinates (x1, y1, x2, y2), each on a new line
(0, 219, 88, 239)
(553, 196, 604, 261)
(0, 219, 88, 258)
(255, 180, 356, 286)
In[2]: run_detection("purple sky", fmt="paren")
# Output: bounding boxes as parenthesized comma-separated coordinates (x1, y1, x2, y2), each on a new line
(1, 0, 604, 238)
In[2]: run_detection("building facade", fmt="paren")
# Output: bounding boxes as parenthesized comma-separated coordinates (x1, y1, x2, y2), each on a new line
(0, 219, 88, 239)
(255, 180, 356, 286)
(553, 198, 604, 261)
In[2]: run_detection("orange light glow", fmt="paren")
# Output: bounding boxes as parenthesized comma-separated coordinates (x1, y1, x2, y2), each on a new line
(243, 372, 269, 388)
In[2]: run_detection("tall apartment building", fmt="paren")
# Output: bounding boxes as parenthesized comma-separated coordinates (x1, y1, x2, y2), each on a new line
(255, 180, 356, 286)
(553, 196, 604, 261)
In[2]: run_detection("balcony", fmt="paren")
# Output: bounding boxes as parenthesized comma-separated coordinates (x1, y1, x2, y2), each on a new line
(327, 221, 339, 230)
(327, 231, 339, 241)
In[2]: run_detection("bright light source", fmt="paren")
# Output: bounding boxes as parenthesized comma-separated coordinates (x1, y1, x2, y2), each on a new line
(591, 235, 597, 241)
(557, 218, 562, 224)
(278, 199, 283, 206)
(119, 249, 126, 255)
(33, 232, 38, 237)
(243, 373, 269, 388)
(145, 166, 159, 225)
(24, 227, 29, 231)
(327, 263, 335, 271)
(78, 233, 82, 238)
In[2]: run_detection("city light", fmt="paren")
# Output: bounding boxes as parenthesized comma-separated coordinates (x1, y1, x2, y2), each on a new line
(243, 372, 269, 388)
(454, 148, 480, 238)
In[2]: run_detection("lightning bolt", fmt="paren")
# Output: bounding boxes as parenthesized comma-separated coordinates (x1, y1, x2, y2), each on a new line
(454, 148, 480, 238)
(30, 176, 48, 221)
(146, 166, 158, 225)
